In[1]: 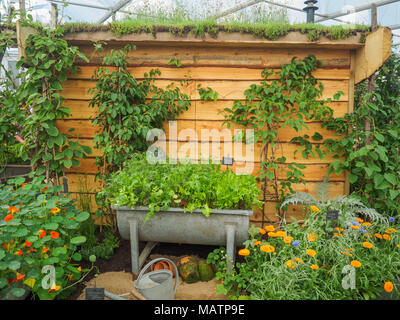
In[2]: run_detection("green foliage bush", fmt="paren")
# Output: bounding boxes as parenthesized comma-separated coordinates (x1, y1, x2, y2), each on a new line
(103, 153, 262, 219)
(210, 195, 400, 300)
(0, 176, 93, 300)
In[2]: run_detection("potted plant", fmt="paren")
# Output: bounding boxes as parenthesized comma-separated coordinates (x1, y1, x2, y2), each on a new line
(102, 153, 262, 274)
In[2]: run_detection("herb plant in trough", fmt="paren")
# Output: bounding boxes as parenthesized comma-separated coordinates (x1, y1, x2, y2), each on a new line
(103, 153, 262, 219)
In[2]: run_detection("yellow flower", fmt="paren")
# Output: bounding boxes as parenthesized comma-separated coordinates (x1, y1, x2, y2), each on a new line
(283, 236, 293, 244)
(294, 257, 304, 264)
(362, 222, 372, 227)
(268, 232, 278, 238)
(276, 231, 286, 238)
(335, 227, 345, 231)
(285, 260, 297, 269)
(350, 260, 362, 268)
(351, 225, 360, 230)
(306, 249, 316, 257)
(264, 225, 275, 232)
(77, 266, 82, 272)
(385, 228, 397, 234)
(238, 248, 250, 256)
(383, 234, 391, 241)
(307, 232, 317, 242)
(50, 207, 61, 215)
(310, 264, 319, 270)
(362, 242, 374, 249)
(397, 244, 400, 249)
(384, 281, 394, 293)
(310, 206, 320, 212)
(260, 244, 275, 253)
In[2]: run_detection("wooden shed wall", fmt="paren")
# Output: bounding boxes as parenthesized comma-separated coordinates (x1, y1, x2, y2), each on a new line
(58, 43, 353, 225)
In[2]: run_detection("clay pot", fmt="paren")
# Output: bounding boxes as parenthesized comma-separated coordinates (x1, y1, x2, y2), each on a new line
(150, 259, 176, 277)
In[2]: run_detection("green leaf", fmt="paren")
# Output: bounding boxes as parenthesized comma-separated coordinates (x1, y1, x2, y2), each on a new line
(75, 211, 90, 222)
(349, 174, 358, 184)
(384, 173, 397, 185)
(375, 132, 385, 143)
(9, 260, 21, 270)
(72, 253, 82, 261)
(46, 126, 59, 137)
(70, 236, 86, 245)
(64, 159, 72, 169)
(11, 287, 26, 298)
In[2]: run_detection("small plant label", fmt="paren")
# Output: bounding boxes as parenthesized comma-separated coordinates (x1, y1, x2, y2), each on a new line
(326, 210, 339, 221)
(222, 157, 234, 166)
(85, 287, 105, 300)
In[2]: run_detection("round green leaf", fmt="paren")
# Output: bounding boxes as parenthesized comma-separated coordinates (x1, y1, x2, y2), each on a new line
(72, 253, 82, 262)
(75, 211, 90, 222)
(11, 287, 26, 298)
(70, 236, 86, 245)
(89, 255, 96, 263)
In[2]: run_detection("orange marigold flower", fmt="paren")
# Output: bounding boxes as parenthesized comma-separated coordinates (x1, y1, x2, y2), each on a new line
(306, 249, 316, 257)
(362, 222, 372, 227)
(285, 260, 297, 269)
(383, 234, 391, 241)
(258, 228, 266, 235)
(310, 264, 319, 270)
(268, 232, 278, 238)
(385, 228, 397, 234)
(16, 273, 25, 282)
(38, 229, 46, 238)
(375, 233, 383, 239)
(310, 206, 320, 212)
(4, 214, 14, 223)
(260, 244, 275, 253)
(335, 227, 345, 231)
(275, 231, 286, 238)
(384, 281, 394, 293)
(356, 217, 364, 223)
(307, 232, 317, 242)
(283, 236, 293, 244)
(350, 260, 362, 268)
(362, 242, 374, 249)
(254, 241, 261, 246)
(351, 225, 360, 230)
(294, 257, 304, 264)
(238, 248, 250, 256)
(50, 231, 59, 239)
(264, 225, 275, 232)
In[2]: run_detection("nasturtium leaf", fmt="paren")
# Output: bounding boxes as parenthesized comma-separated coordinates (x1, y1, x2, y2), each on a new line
(52, 247, 67, 256)
(70, 236, 86, 245)
(43, 223, 59, 230)
(75, 211, 90, 222)
(0, 249, 5, 260)
(9, 260, 21, 270)
(0, 278, 7, 289)
(72, 253, 82, 262)
(11, 287, 26, 298)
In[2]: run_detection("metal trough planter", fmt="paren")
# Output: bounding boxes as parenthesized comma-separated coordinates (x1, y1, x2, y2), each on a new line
(112, 206, 252, 274)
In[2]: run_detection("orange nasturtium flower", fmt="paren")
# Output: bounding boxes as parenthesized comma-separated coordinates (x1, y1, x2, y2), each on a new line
(383, 234, 391, 241)
(50, 207, 61, 215)
(48, 283, 61, 292)
(16, 249, 23, 256)
(310, 206, 320, 212)
(50, 231, 59, 239)
(265, 225, 275, 232)
(350, 260, 362, 268)
(384, 281, 394, 293)
(42, 186, 49, 192)
(38, 229, 46, 239)
(4, 214, 14, 223)
(306, 249, 316, 257)
(260, 244, 275, 253)
(24, 240, 32, 248)
(310, 264, 319, 270)
(42, 247, 50, 254)
(8, 206, 19, 214)
(16, 273, 25, 282)
(375, 233, 383, 239)
(238, 248, 250, 256)
(307, 232, 317, 242)
(362, 242, 374, 249)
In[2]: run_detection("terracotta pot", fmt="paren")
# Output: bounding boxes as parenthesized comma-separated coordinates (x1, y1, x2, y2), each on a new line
(150, 260, 176, 277)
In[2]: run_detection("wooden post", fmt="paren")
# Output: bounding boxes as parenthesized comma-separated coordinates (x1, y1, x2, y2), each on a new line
(50, 3, 58, 29)
(365, 4, 378, 145)
(19, 0, 26, 20)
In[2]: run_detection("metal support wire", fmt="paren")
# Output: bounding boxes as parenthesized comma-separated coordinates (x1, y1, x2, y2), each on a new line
(97, 0, 134, 24)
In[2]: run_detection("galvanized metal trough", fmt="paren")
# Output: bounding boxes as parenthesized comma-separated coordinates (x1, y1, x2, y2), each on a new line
(112, 206, 253, 274)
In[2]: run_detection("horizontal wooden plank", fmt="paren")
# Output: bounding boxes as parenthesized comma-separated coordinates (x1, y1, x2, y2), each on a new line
(76, 45, 351, 69)
(251, 201, 307, 224)
(57, 120, 99, 138)
(64, 157, 344, 181)
(69, 66, 350, 81)
(154, 140, 343, 164)
(63, 99, 195, 120)
(62, 99, 348, 120)
(62, 173, 102, 193)
(162, 120, 340, 143)
(61, 79, 349, 101)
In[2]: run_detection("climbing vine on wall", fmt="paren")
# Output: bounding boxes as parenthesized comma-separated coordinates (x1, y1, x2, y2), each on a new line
(12, 19, 92, 184)
(88, 44, 191, 225)
(222, 55, 342, 222)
